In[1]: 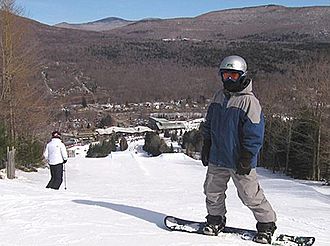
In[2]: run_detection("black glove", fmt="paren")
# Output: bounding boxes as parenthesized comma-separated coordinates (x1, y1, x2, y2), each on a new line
(63, 159, 67, 164)
(201, 139, 211, 166)
(236, 150, 252, 175)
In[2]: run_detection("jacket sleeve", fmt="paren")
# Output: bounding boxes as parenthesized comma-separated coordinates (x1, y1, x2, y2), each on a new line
(241, 99, 265, 160)
(43, 144, 49, 161)
(202, 103, 214, 141)
(60, 143, 68, 161)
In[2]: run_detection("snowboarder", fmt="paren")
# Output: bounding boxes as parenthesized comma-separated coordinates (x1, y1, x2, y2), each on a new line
(201, 55, 277, 244)
(44, 131, 68, 190)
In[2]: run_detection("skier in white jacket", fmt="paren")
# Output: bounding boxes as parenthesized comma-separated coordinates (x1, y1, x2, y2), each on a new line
(43, 131, 68, 189)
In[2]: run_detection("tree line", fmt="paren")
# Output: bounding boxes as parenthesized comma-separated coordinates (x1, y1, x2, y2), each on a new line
(0, 0, 58, 172)
(258, 56, 330, 181)
(143, 55, 330, 182)
(39, 21, 330, 104)
(86, 135, 128, 158)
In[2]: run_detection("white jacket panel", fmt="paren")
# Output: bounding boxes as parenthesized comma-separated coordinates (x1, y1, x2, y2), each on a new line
(43, 138, 68, 165)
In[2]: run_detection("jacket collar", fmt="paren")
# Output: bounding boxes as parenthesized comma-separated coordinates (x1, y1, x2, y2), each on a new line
(224, 79, 253, 97)
(51, 138, 62, 142)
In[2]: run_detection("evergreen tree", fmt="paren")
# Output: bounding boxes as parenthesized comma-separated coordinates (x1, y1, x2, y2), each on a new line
(97, 114, 114, 128)
(164, 129, 170, 138)
(143, 132, 170, 156)
(64, 108, 70, 122)
(262, 116, 292, 173)
(182, 129, 203, 153)
(82, 96, 87, 108)
(86, 137, 115, 158)
(109, 134, 117, 152)
(15, 135, 43, 171)
(289, 110, 317, 179)
(170, 131, 178, 142)
(159, 138, 171, 154)
(1, 121, 44, 171)
(120, 137, 128, 151)
(170, 143, 174, 153)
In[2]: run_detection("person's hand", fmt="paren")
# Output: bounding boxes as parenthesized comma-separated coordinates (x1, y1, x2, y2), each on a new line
(201, 139, 211, 166)
(236, 159, 251, 175)
(236, 150, 252, 175)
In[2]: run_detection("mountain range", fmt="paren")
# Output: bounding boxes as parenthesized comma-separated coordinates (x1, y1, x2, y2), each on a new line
(20, 5, 330, 104)
(55, 17, 135, 31)
(54, 5, 329, 41)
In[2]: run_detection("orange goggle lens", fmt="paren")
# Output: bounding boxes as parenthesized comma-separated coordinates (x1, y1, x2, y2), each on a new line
(221, 71, 241, 81)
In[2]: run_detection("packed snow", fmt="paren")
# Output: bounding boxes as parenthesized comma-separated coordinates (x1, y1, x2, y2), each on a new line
(0, 140, 329, 246)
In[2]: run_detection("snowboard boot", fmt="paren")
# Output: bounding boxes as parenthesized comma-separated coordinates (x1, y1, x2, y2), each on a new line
(203, 214, 226, 236)
(253, 222, 277, 244)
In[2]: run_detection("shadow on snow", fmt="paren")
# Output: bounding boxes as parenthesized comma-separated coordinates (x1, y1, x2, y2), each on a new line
(72, 199, 167, 229)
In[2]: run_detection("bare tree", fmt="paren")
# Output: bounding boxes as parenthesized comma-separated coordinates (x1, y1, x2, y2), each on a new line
(0, 0, 49, 142)
(256, 57, 330, 181)
(0, 0, 20, 142)
(0, 0, 51, 173)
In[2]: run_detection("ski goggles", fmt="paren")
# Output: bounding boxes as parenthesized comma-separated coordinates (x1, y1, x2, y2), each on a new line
(219, 70, 243, 82)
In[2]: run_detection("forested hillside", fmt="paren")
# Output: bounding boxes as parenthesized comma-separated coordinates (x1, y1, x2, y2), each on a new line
(0, 3, 329, 180)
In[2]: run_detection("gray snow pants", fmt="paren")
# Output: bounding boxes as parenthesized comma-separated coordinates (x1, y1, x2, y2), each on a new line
(204, 164, 276, 223)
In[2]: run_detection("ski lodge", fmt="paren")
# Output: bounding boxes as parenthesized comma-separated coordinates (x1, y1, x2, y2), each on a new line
(148, 117, 186, 132)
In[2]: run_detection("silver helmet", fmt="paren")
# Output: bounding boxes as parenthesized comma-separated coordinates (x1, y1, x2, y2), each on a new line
(219, 55, 250, 92)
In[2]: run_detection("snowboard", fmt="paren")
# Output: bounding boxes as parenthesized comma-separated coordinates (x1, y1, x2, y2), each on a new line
(164, 216, 315, 246)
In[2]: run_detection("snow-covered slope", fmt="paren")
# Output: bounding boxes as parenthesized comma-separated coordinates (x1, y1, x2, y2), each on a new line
(0, 140, 329, 246)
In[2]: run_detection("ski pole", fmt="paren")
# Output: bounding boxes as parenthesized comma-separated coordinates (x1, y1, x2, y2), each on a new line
(63, 164, 67, 190)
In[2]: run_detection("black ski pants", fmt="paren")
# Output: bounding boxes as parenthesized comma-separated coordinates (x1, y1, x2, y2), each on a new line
(46, 163, 63, 190)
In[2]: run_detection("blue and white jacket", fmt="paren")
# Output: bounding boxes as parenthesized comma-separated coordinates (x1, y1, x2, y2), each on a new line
(202, 81, 264, 170)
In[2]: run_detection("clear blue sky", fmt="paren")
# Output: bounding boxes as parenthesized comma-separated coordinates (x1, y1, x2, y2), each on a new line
(17, 0, 330, 25)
